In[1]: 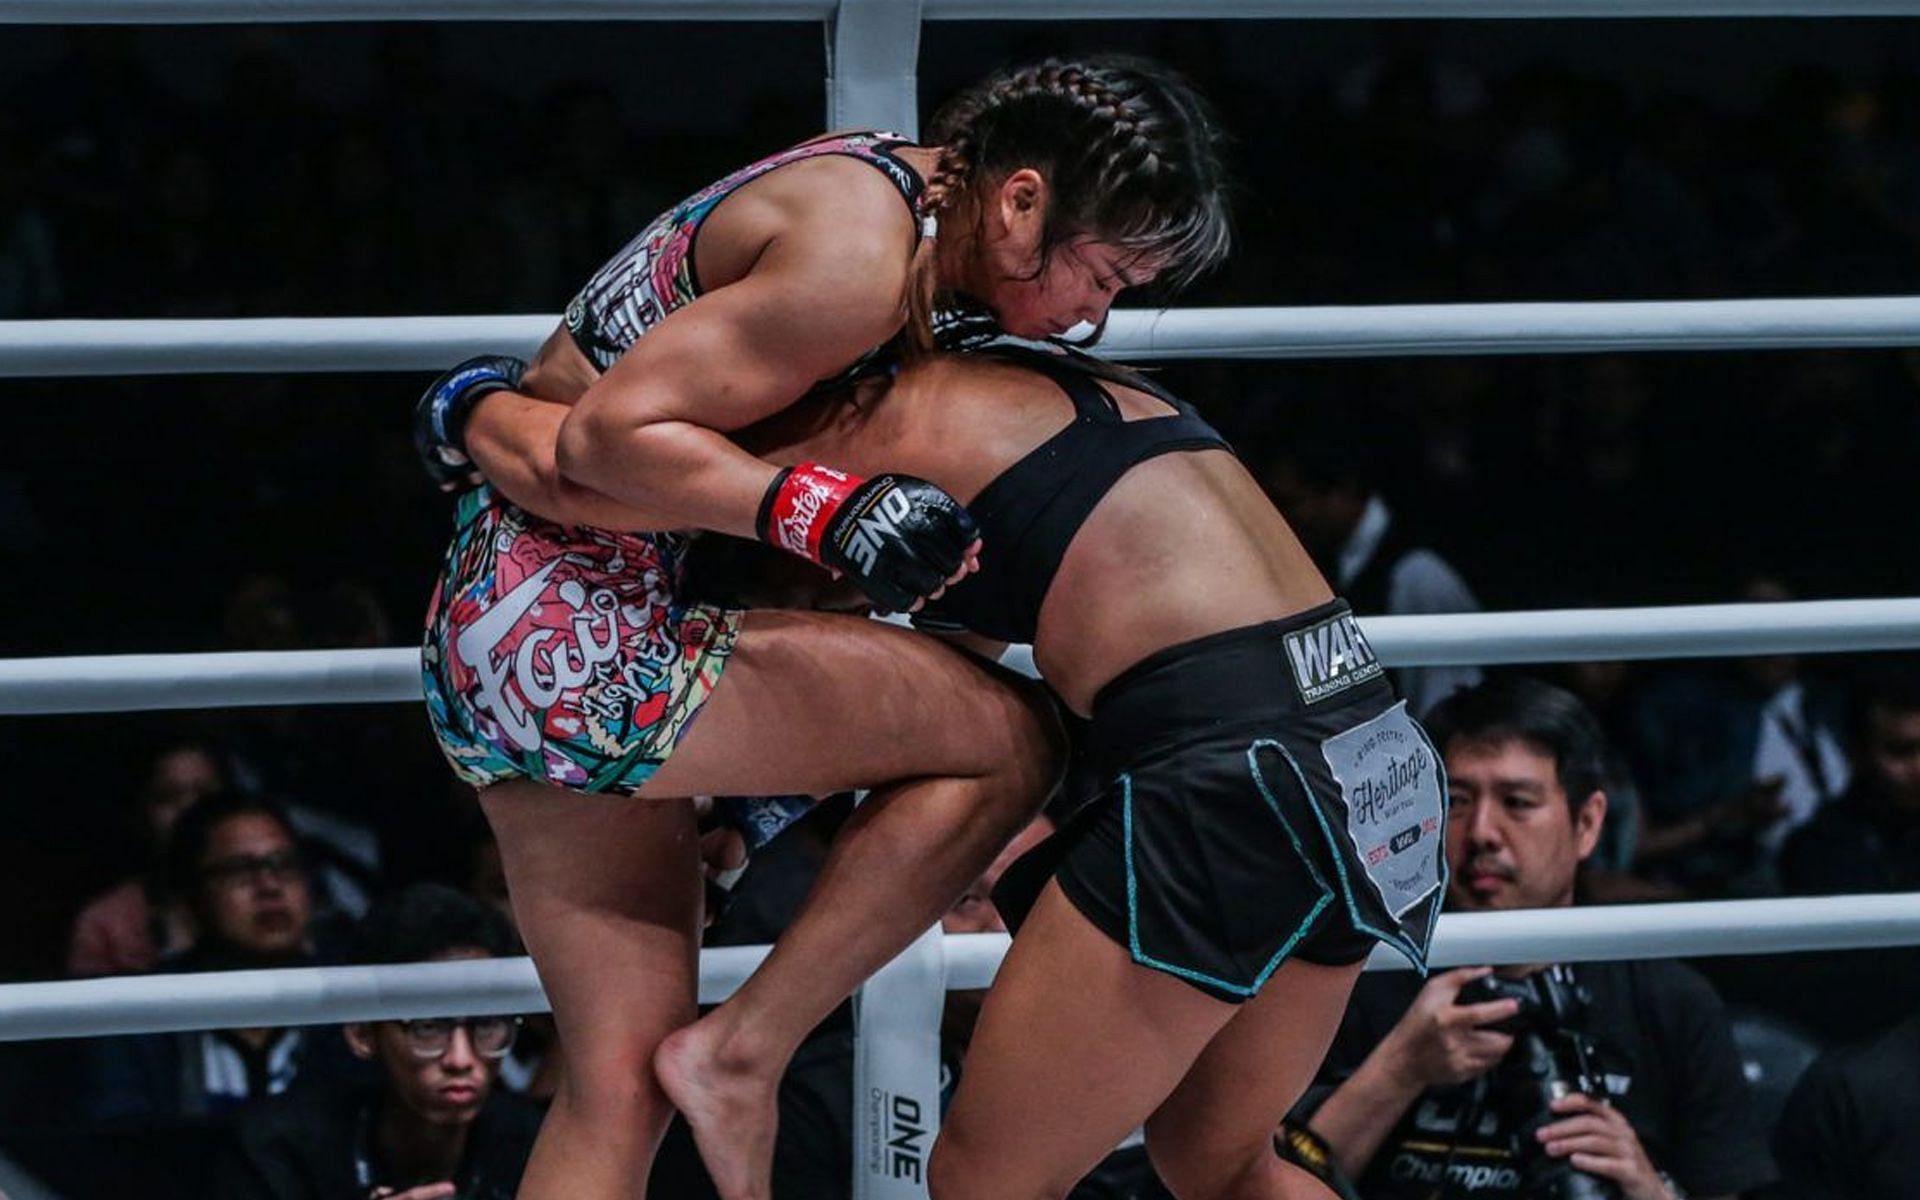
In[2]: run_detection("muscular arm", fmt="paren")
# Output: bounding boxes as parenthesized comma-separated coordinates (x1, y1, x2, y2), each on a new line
(465, 388, 663, 530)
(460, 166, 911, 533)
(553, 187, 910, 539)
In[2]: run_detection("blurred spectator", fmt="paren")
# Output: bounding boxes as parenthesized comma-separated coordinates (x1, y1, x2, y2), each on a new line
(1302, 677, 1773, 1200)
(66, 735, 227, 977)
(1768, 1008, 1920, 1200)
(82, 795, 333, 1122)
(1546, 658, 1654, 887)
(212, 883, 541, 1200)
(1262, 436, 1483, 718)
(216, 574, 392, 920)
(1779, 664, 1920, 896)
(1631, 576, 1852, 897)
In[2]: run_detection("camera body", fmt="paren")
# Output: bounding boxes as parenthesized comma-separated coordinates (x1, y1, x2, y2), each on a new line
(1458, 966, 1619, 1200)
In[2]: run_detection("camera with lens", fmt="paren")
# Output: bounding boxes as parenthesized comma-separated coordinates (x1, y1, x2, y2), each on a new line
(1458, 965, 1619, 1200)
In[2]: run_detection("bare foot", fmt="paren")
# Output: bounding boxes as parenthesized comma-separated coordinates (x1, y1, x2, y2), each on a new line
(656, 1017, 781, 1200)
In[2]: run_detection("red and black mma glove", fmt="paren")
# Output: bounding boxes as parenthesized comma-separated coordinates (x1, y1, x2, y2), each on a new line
(757, 462, 977, 613)
(412, 354, 527, 493)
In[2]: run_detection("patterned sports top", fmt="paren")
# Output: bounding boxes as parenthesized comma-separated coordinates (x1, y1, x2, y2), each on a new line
(563, 131, 933, 377)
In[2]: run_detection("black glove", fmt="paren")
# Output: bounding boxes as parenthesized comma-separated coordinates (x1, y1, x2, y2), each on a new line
(412, 354, 526, 493)
(756, 462, 978, 613)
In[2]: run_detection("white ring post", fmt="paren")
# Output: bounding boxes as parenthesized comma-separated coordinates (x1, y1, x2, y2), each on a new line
(827, 0, 923, 138)
(851, 924, 947, 1200)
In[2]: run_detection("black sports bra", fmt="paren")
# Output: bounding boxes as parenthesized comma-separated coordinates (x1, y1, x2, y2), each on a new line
(916, 348, 1232, 645)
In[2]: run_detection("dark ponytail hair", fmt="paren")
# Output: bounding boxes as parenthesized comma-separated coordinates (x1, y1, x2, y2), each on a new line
(903, 55, 1233, 352)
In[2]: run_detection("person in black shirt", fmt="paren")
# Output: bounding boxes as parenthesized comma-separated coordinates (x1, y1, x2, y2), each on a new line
(83, 794, 331, 1124)
(1769, 1010, 1920, 1200)
(1780, 666, 1920, 897)
(213, 884, 541, 1200)
(1304, 678, 1774, 1200)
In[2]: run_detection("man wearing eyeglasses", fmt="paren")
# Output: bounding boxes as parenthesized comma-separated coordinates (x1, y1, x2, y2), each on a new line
(83, 794, 327, 1124)
(213, 884, 541, 1200)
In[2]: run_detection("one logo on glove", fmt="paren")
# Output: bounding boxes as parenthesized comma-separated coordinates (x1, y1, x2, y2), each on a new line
(838, 486, 916, 575)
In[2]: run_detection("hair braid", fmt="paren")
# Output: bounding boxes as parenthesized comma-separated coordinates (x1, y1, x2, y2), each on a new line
(918, 53, 1232, 333)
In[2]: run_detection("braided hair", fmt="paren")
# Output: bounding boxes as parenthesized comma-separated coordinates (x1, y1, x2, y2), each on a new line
(904, 55, 1233, 352)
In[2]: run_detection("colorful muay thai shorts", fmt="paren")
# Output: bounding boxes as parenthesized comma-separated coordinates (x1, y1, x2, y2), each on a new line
(422, 485, 742, 795)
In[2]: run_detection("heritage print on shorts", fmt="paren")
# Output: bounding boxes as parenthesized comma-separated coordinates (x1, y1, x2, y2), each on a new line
(1282, 610, 1385, 705)
(423, 495, 739, 794)
(1319, 701, 1445, 918)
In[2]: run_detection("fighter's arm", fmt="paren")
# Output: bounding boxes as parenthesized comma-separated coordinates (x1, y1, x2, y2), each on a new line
(464, 386, 656, 530)
(552, 189, 911, 537)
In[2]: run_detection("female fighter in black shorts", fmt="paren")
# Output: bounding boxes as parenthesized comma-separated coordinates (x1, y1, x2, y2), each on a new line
(534, 346, 1448, 1199)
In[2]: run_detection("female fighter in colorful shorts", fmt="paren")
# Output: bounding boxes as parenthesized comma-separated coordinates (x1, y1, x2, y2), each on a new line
(415, 56, 1233, 1200)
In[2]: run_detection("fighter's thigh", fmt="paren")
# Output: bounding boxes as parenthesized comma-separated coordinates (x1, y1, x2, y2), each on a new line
(933, 881, 1237, 1198)
(1143, 955, 1366, 1178)
(642, 608, 1053, 799)
(479, 780, 702, 1077)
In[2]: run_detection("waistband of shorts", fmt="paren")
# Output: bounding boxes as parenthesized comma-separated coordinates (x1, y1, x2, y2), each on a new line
(453, 482, 497, 528)
(1087, 599, 1393, 770)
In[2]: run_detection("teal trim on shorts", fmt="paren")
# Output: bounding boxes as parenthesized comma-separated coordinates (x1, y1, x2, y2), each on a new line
(1120, 758, 1337, 1000)
(1258, 736, 1428, 971)
(1404, 717, 1451, 965)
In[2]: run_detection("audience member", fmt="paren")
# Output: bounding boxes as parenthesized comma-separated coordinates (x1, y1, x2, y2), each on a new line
(1779, 664, 1920, 896)
(212, 883, 541, 1200)
(1261, 436, 1483, 717)
(1631, 576, 1853, 897)
(67, 735, 226, 977)
(1303, 677, 1774, 1200)
(1768, 1007, 1920, 1200)
(82, 794, 332, 1122)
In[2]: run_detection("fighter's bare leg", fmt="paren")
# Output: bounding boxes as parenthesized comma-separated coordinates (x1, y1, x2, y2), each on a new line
(480, 783, 701, 1200)
(929, 881, 1238, 1200)
(1141, 955, 1365, 1199)
(643, 609, 1062, 1200)
(929, 879, 1363, 1200)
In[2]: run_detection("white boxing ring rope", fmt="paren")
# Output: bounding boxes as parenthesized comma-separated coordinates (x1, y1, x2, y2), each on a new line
(6, 600, 1920, 715)
(5, 895, 1920, 1043)
(13, 297, 1920, 376)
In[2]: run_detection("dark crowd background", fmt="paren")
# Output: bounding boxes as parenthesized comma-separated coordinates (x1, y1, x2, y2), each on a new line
(3, 14, 1920, 1198)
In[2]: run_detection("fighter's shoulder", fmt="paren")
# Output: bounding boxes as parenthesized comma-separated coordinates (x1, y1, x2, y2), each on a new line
(733, 151, 919, 246)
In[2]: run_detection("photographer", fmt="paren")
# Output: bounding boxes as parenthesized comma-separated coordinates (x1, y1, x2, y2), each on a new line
(1302, 678, 1773, 1200)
